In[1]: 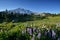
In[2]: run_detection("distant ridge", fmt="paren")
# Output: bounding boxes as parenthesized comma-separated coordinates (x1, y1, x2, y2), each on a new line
(8, 8, 33, 14)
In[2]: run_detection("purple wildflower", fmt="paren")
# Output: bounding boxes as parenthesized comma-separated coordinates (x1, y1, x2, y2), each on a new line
(58, 37, 60, 40)
(27, 28, 30, 32)
(29, 28, 33, 35)
(37, 32, 41, 39)
(31, 34, 35, 40)
(52, 30, 56, 38)
(26, 28, 33, 35)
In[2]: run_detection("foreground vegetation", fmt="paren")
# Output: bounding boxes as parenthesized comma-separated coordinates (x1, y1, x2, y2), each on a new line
(0, 10, 60, 40)
(0, 22, 60, 40)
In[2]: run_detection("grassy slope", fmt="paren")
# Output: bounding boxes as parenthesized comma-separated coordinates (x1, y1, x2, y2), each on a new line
(21, 16, 60, 27)
(0, 16, 60, 28)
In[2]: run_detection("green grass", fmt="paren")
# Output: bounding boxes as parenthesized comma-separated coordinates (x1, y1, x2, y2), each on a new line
(0, 16, 60, 40)
(0, 16, 60, 30)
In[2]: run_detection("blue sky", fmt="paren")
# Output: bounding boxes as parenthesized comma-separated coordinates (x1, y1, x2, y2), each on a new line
(0, 0, 60, 13)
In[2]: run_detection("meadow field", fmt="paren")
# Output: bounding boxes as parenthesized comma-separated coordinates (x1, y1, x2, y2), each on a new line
(0, 16, 60, 40)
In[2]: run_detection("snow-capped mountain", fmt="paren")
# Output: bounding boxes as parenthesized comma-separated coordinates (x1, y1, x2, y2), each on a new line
(9, 8, 33, 14)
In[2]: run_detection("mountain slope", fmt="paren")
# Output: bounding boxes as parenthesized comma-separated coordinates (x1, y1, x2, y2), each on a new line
(9, 8, 33, 14)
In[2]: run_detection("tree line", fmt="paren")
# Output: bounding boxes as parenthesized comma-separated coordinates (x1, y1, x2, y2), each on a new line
(0, 10, 60, 23)
(0, 10, 47, 23)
